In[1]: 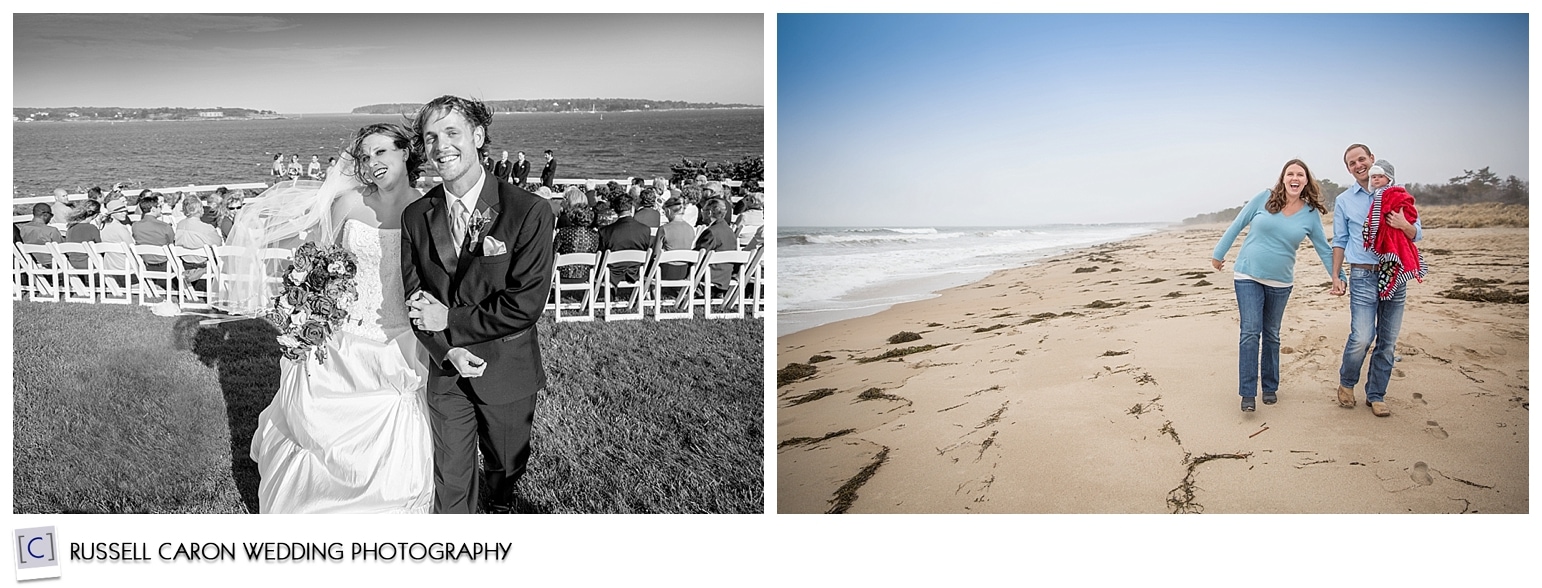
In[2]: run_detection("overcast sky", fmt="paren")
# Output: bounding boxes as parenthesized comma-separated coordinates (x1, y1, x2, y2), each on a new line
(14, 13, 763, 113)
(779, 13, 1529, 226)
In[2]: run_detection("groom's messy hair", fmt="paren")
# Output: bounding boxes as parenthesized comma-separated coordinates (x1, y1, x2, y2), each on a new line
(413, 95, 494, 161)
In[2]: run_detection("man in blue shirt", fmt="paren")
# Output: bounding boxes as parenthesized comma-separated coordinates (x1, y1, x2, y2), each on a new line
(1331, 144, 1421, 417)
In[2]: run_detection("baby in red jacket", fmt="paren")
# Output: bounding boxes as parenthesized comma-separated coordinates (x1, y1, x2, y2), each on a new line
(1362, 160, 1427, 299)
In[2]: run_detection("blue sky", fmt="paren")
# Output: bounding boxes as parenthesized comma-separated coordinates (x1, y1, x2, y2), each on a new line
(14, 13, 763, 113)
(779, 13, 1529, 226)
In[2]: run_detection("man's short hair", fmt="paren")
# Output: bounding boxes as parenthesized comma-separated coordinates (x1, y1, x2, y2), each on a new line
(1344, 143, 1373, 162)
(544, 149, 553, 156)
(31, 203, 51, 217)
(612, 189, 638, 214)
(138, 194, 160, 213)
(413, 95, 494, 161)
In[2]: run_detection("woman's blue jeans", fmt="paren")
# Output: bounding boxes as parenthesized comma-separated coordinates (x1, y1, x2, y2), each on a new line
(1339, 266, 1406, 403)
(1235, 279, 1292, 398)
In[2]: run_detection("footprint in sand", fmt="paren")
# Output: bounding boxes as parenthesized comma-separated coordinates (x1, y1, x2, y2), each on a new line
(1413, 392, 1427, 405)
(1425, 421, 1449, 440)
(1411, 462, 1434, 486)
(1489, 345, 1508, 356)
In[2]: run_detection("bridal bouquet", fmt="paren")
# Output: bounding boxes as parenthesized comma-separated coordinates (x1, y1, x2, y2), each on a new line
(264, 242, 359, 364)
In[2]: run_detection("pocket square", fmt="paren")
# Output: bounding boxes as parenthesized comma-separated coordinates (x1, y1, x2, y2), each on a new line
(482, 236, 507, 256)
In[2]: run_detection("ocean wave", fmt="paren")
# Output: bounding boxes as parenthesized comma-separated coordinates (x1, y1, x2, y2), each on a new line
(783, 232, 963, 246)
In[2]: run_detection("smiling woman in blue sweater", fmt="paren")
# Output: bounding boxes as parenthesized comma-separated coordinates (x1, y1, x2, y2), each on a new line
(1211, 159, 1344, 412)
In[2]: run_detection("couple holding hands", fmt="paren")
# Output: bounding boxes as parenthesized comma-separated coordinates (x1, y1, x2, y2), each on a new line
(1211, 143, 1426, 416)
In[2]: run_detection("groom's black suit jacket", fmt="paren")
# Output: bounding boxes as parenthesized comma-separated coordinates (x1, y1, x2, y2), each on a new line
(402, 173, 554, 404)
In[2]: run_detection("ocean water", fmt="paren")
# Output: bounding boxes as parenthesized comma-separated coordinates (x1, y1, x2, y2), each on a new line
(778, 224, 1168, 334)
(12, 109, 763, 196)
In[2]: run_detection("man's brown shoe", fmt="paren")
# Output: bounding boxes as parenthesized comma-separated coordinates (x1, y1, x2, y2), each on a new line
(1336, 386, 1355, 408)
(1368, 400, 1390, 417)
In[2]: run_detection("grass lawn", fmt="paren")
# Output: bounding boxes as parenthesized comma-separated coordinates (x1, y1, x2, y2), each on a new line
(12, 301, 764, 514)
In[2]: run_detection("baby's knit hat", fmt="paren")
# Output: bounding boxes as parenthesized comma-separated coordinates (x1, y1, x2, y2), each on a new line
(1368, 159, 1395, 184)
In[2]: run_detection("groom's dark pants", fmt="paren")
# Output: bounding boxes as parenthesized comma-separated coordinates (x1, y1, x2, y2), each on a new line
(427, 378, 538, 514)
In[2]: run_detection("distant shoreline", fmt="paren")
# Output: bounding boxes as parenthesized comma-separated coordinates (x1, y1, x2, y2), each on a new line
(14, 117, 288, 123)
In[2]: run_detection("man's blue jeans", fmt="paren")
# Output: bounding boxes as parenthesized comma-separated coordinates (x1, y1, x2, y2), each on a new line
(1339, 266, 1406, 403)
(1235, 279, 1292, 398)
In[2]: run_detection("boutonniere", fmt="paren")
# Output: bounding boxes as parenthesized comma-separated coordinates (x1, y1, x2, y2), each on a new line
(468, 208, 495, 238)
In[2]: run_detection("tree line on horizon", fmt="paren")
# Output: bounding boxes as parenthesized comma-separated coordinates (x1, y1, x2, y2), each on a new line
(13, 107, 276, 120)
(352, 98, 759, 115)
(1181, 167, 1528, 225)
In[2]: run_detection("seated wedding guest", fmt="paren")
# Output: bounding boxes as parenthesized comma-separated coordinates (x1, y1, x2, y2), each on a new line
(633, 187, 662, 228)
(99, 198, 135, 273)
(215, 190, 244, 238)
(132, 194, 175, 271)
(86, 186, 106, 203)
(162, 192, 189, 225)
(564, 186, 587, 211)
(554, 204, 599, 289)
(594, 204, 619, 229)
(681, 185, 702, 227)
(735, 192, 765, 232)
(50, 188, 74, 222)
(653, 196, 696, 281)
(63, 200, 104, 270)
(19, 203, 64, 267)
(694, 197, 737, 294)
(599, 191, 652, 287)
(174, 197, 222, 279)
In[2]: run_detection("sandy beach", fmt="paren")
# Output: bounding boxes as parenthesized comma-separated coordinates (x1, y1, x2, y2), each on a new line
(777, 225, 1528, 513)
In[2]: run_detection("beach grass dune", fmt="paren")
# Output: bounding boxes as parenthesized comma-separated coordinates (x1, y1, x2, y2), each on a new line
(777, 225, 1527, 513)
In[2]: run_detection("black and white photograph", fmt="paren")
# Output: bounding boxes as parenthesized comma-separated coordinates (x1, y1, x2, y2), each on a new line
(12, 13, 765, 515)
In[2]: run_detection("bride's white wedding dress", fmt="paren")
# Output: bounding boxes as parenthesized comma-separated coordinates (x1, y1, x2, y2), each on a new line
(249, 218, 434, 513)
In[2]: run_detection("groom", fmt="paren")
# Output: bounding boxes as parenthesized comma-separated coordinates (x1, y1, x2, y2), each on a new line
(402, 95, 554, 513)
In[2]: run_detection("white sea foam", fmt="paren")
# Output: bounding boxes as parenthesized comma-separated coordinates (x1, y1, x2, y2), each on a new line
(779, 224, 1167, 334)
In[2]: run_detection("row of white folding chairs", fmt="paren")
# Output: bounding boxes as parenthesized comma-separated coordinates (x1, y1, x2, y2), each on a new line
(12, 241, 291, 308)
(548, 244, 766, 322)
(15, 240, 768, 321)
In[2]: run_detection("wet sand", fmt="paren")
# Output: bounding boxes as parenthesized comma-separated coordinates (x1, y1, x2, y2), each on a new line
(777, 226, 1528, 513)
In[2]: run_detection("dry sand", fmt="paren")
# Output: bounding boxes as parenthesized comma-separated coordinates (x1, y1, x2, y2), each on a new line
(777, 226, 1528, 513)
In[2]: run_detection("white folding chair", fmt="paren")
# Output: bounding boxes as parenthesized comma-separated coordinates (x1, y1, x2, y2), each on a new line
(596, 249, 650, 321)
(12, 243, 26, 300)
(50, 242, 99, 303)
(551, 252, 598, 322)
(651, 249, 702, 320)
(699, 249, 754, 319)
(736, 224, 762, 250)
(128, 244, 177, 305)
(171, 245, 215, 309)
(745, 244, 767, 318)
(16, 243, 62, 303)
(90, 241, 135, 304)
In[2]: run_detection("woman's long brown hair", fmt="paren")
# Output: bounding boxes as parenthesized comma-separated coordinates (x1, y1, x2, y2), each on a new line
(1267, 158, 1326, 215)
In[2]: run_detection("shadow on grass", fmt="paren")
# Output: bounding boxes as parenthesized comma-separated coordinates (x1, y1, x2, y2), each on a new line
(182, 317, 283, 514)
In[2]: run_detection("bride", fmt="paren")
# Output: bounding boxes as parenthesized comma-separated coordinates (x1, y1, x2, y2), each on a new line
(218, 123, 433, 513)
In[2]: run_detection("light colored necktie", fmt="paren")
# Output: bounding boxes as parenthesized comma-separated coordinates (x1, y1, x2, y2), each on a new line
(451, 198, 470, 254)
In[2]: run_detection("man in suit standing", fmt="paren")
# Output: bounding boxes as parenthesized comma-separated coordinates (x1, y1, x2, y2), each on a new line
(540, 149, 557, 189)
(493, 150, 514, 184)
(597, 189, 652, 287)
(513, 151, 530, 186)
(402, 95, 554, 514)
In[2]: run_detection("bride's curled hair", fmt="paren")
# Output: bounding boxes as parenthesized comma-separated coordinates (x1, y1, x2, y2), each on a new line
(346, 123, 425, 186)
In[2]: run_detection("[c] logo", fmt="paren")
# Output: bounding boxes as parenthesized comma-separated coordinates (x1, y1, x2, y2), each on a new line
(13, 526, 61, 581)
